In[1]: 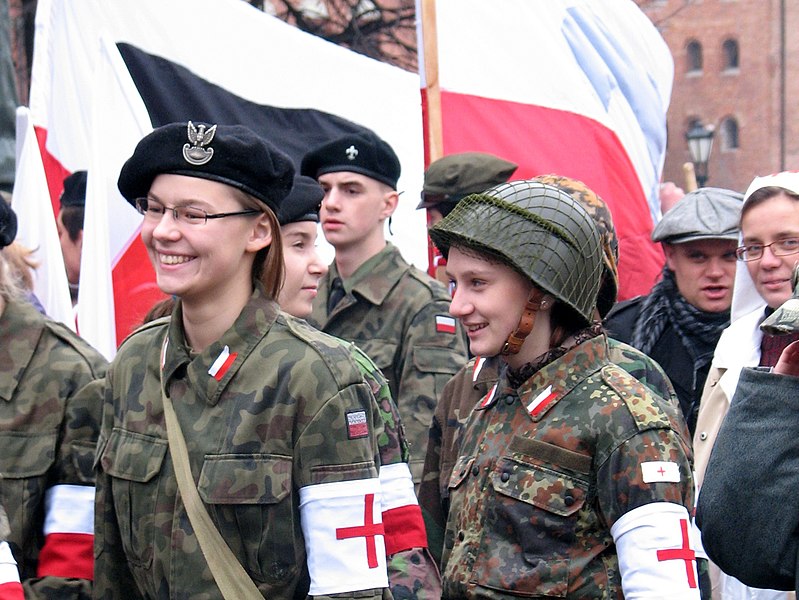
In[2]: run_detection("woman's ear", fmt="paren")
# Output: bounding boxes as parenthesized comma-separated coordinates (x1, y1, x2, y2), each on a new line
(247, 213, 273, 253)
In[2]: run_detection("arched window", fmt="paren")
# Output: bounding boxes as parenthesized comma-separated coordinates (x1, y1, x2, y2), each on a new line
(720, 117, 740, 150)
(722, 39, 739, 70)
(687, 39, 703, 73)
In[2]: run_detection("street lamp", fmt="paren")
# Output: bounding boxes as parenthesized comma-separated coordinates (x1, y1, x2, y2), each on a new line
(686, 121, 715, 188)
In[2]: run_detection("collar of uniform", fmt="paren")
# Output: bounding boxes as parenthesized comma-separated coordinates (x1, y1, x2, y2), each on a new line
(0, 298, 47, 402)
(161, 284, 281, 406)
(514, 334, 610, 422)
(338, 243, 408, 306)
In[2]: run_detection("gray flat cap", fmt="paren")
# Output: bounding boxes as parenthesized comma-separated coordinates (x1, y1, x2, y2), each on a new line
(652, 187, 743, 244)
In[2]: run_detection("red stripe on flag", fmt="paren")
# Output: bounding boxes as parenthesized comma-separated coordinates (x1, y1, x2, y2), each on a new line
(426, 89, 664, 300)
(33, 126, 70, 218)
(382, 504, 427, 555)
(112, 237, 167, 346)
(36, 532, 94, 580)
(0, 582, 24, 599)
(212, 351, 238, 382)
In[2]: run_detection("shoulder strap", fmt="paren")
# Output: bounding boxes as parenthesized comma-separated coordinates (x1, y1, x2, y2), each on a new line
(160, 336, 264, 599)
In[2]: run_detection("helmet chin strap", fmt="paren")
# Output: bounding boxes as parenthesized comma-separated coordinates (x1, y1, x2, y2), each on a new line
(501, 288, 550, 355)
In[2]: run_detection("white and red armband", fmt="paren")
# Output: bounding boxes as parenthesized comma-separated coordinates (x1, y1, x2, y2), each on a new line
(37, 484, 94, 580)
(611, 502, 701, 599)
(379, 462, 427, 555)
(300, 477, 389, 595)
(0, 541, 23, 599)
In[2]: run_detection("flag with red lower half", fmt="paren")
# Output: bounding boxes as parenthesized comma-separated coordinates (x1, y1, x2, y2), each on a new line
(418, 0, 673, 300)
(27, 0, 426, 358)
(10, 107, 73, 329)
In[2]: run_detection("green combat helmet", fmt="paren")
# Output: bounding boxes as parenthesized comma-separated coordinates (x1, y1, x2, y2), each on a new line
(429, 179, 604, 328)
(532, 174, 619, 318)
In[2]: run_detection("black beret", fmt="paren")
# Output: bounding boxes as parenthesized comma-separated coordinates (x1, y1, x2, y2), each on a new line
(0, 198, 17, 249)
(60, 170, 87, 209)
(117, 121, 295, 213)
(301, 130, 401, 190)
(278, 176, 324, 226)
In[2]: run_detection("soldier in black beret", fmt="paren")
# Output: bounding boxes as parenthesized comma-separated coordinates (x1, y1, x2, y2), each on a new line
(97, 123, 397, 598)
(301, 129, 468, 490)
(57, 170, 87, 304)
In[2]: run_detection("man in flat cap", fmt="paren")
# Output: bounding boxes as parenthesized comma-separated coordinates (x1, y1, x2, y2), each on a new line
(605, 187, 743, 435)
(301, 129, 468, 487)
(418, 152, 517, 283)
(57, 170, 87, 305)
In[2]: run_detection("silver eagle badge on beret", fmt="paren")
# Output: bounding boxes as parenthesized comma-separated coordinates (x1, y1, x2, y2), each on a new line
(183, 121, 217, 166)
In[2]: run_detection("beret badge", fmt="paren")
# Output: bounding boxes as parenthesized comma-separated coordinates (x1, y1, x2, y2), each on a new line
(183, 121, 217, 166)
(345, 145, 358, 161)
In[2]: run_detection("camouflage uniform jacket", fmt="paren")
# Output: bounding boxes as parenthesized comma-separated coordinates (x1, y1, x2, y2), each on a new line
(419, 339, 682, 566)
(440, 334, 695, 598)
(94, 288, 391, 599)
(346, 343, 441, 600)
(0, 297, 107, 599)
(309, 243, 468, 483)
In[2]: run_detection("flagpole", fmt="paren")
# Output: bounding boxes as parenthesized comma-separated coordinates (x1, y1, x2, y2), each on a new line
(420, 0, 443, 163)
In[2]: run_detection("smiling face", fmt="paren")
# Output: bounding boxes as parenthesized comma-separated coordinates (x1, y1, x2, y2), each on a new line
(663, 238, 738, 313)
(278, 220, 328, 318)
(741, 192, 799, 309)
(446, 246, 541, 366)
(140, 174, 271, 309)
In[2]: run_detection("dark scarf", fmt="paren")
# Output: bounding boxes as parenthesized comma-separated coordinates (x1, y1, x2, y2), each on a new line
(631, 267, 730, 363)
(507, 322, 603, 388)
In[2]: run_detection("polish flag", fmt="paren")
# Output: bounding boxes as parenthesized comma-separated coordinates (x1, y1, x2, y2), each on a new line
(207, 345, 237, 382)
(418, 0, 673, 300)
(27, 0, 426, 359)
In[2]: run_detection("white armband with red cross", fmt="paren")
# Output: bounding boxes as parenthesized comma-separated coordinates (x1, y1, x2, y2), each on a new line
(611, 501, 701, 599)
(37, 484, 94, 580)
(300, 477, 388, 595)
(0, 541, 23, 599)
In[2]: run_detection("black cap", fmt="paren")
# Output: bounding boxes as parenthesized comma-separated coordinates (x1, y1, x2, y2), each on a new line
(278, 176, 324, 226)
(117, 121, 295, 213)
(60, 170, 87, 209)
(0, 198, 17, 249)
(418, 152, 518, 209)
(301, 130, 401, 190)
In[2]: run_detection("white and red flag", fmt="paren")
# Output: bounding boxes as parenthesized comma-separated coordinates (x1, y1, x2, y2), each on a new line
(418, 0, 674, 300)
(26, 0, 427, 358)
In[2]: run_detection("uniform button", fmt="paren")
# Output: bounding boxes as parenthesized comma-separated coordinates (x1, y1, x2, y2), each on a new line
(505, 396, 514, 405)
(699, 432, 708, 441)
(471, 466, 480, 477)
(501, 472, 510, 482)
(564, 494, 575, 507)
(458, 531, 465, 542)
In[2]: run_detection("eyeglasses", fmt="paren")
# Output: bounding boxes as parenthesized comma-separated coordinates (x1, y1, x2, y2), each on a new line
(735, 237, 799, 261)
(134, 198, 261, 226)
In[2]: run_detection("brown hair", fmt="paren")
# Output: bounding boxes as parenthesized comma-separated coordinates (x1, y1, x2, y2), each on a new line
(742, 186, 799, 222)
(232, 188, 285, 299)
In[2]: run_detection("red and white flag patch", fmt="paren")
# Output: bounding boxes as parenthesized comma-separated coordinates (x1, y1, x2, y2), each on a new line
(435, 315, 456, 334)
(526, 385, 558, 418)
(472, 356, 487, 382)
(477, 383, 498, 409)
(641, 461, 681, 483)
(208, 345, 237, 381)
(346, 410, 369, 439)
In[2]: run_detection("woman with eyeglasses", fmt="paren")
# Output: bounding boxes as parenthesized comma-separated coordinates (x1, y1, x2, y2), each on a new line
(93, 121, 391, 599)
(691, 172, 799, 600)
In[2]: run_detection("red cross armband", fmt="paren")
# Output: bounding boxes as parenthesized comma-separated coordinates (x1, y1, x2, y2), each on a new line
(299, 477, 389, 595)
(611, 502, 701, 599)
(0, 541, 23, 599)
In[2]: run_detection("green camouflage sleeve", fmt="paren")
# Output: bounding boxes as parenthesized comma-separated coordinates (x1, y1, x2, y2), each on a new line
(347, 344, 442, 600)
(396, 300, 467, 484)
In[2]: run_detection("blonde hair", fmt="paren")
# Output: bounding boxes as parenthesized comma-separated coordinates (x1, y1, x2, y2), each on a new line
(2, 242, 39, 291)
(0, 250, 23, 302)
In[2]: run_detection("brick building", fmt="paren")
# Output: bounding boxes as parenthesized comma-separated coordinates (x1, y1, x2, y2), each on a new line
(639, 0, 799, 194)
